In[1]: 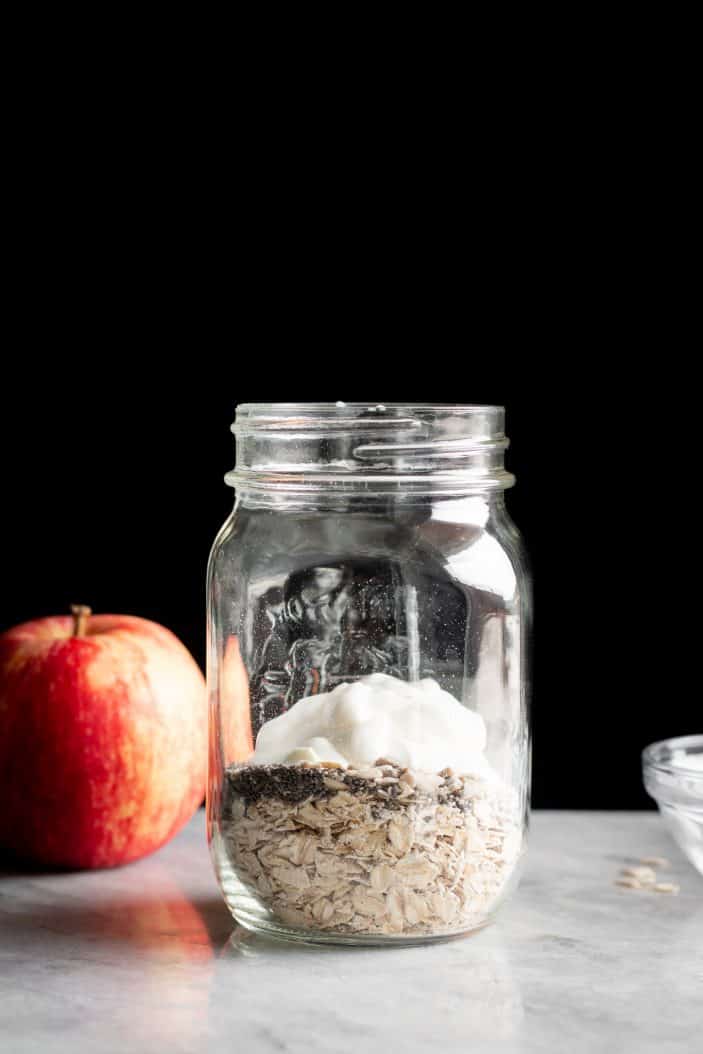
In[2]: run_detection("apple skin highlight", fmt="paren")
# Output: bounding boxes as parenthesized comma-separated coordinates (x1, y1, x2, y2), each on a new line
(0, 613, 207, 869)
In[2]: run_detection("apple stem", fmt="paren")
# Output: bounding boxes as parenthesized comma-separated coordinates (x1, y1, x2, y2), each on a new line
(71, 604, 92, 637)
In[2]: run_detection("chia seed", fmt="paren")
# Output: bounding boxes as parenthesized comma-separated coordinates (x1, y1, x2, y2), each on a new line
(224, 759, 466, 810)
(226, 763, 331, 805)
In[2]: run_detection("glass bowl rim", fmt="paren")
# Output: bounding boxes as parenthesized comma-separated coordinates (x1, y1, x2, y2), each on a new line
(642, 734, 703, 780)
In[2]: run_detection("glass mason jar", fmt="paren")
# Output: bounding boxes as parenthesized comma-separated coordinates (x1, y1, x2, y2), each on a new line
(207, 404, 531, 945)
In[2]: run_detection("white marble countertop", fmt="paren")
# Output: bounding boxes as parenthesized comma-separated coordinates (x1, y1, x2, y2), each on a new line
(1, 811, 701, 1054)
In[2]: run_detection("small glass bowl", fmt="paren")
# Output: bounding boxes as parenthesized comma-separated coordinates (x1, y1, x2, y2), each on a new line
(642, 735, 703, 876)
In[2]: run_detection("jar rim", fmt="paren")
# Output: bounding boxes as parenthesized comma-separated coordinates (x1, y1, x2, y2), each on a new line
(233, 403, 505, 429)
(234, 402, 505, 411)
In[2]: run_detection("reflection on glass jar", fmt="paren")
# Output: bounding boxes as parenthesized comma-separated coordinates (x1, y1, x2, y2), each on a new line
(207, 404, 531, 945)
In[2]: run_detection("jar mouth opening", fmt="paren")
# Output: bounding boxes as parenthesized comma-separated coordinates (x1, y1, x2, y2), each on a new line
(233, 403, 506, 433)
(235, 402, 505, 412)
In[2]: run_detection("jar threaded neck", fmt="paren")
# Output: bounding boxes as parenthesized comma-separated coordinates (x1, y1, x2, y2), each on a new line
(227, 403, 514, 495)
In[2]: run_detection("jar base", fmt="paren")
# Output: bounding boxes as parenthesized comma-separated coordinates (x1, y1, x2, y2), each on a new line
(212, 826, 512, 947)
(218, 872, 492, 948)
(229, 901, 492, 947)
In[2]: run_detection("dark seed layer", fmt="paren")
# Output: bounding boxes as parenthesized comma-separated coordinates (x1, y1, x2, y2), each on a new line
(227, 763, 331, 805)
(223, 760, 469, 815)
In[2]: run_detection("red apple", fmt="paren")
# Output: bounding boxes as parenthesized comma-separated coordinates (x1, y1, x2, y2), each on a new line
(0, 606, 206, 868)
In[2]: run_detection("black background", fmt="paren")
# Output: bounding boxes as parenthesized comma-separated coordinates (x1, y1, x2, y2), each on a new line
(1, 65, 697, 809)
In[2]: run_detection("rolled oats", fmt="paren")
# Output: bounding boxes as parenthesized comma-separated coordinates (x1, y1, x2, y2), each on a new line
(222, 761, 521, 938)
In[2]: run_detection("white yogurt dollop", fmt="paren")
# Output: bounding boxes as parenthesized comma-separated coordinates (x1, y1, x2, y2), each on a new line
(252, 673, 492, 777)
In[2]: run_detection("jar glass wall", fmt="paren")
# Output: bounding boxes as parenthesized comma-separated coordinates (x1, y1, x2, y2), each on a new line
(207, 404, 531, 945)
